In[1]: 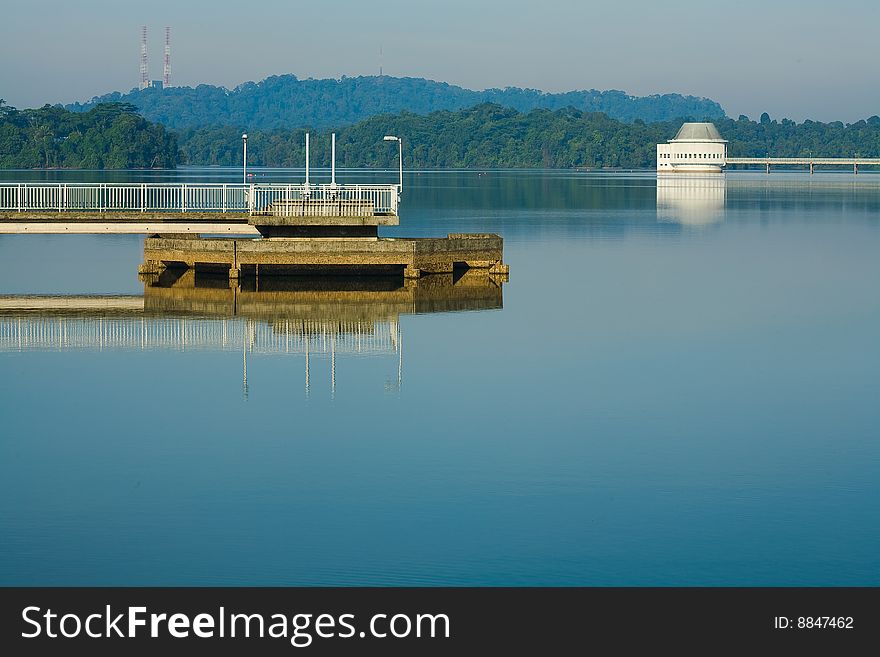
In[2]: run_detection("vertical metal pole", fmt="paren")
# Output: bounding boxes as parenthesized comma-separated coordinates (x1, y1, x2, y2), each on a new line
(398, 138, 403, 194)
(242, 135, 248, 184)
(331, 133, 336, 186)
(305, 132, 310, 191)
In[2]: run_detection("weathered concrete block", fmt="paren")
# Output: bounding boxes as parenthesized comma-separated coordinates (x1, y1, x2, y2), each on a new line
(143, 233, 507, 279)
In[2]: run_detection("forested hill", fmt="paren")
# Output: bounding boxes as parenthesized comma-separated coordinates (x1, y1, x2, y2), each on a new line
(0, 102, 180, 168)
(66, 74, 726, 130)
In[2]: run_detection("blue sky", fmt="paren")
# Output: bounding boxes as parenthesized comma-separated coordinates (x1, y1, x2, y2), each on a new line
(1, 0, 878, 122)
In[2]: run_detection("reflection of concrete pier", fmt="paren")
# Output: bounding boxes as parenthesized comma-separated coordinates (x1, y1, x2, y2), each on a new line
(0, 270, 504, 397)
(144, 266, 504, 319)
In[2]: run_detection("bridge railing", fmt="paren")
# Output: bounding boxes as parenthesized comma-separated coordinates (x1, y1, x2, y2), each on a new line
(0, 183, 399, 215)
(724, 157, 880, 165)
(250, 184, 398, 216)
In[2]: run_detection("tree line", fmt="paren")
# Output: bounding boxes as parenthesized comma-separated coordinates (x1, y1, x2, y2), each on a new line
(0, 101, 180, 169)
(179, 105, 880, 169)
(3, 100, 880, 170)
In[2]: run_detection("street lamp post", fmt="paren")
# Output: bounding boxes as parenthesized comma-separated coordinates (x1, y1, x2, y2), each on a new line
(383, 135, 403, 193)
(242, 133, 248, 184)
(305, 132, 310, 193)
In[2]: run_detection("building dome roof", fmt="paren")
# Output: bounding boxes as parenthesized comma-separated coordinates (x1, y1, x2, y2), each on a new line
(671, 122, 726, 142)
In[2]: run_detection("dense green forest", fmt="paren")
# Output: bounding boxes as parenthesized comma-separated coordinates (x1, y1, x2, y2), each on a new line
(66, 74, 725, 130)
(180, 105, 666, 168)
(4, 98, 880, 170)
(721, 113, 880, 160)
(178, 105, 880, 169)
(0, 101, 180, 168)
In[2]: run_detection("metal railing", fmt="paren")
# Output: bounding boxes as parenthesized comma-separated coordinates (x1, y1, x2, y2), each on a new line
(0, 183, 399, 215)
(249, 183, 398, 216)
(725, 157, 880, 165)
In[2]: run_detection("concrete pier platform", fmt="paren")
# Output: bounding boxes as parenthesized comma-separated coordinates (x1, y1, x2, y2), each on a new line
(141, 233, 510, 281)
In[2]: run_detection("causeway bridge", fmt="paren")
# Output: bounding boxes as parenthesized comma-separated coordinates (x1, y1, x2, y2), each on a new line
(724, 157, 880, 174)
(0, 182, 399, 234)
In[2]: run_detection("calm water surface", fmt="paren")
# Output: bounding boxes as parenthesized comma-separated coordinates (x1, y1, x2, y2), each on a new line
(1, 169, 878, 585)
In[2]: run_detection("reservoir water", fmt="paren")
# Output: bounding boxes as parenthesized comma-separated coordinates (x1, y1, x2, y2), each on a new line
(1, 169, 878, 585)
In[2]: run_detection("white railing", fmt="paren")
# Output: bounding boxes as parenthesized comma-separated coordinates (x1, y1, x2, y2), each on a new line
(725, 157, 880, 165)
(0, 183, 399, 215)
(249, 183, 398, 216)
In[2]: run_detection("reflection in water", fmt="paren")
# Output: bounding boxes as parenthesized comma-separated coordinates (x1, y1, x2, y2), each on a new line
(0, 269, 504, 398)
(656, 175, 726, 225)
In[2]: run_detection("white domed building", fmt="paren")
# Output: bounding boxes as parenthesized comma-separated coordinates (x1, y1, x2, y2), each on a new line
(657, 122, 727, 173)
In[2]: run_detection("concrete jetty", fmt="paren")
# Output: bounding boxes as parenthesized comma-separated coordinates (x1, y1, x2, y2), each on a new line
(0, 181, 509, 282)
(137, 191, 508, 282)
(140, 232, 509, 282)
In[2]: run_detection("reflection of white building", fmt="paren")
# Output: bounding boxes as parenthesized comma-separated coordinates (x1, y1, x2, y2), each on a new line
(657, 123, 727, 173)
(656, 175, 726, 225)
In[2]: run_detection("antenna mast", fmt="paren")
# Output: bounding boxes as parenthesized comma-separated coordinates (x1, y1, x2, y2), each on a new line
(140, 26, 149, 89)
(163, 27, 171, 88)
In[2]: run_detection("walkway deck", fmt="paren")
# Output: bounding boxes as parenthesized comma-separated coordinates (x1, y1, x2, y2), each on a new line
(0, 182, 399, 234)
(725, 157, 880, 173)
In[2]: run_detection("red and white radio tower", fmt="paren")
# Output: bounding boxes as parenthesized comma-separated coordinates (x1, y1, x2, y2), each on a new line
(139, 26, 149, 89)
(163, 27, 171, 88)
